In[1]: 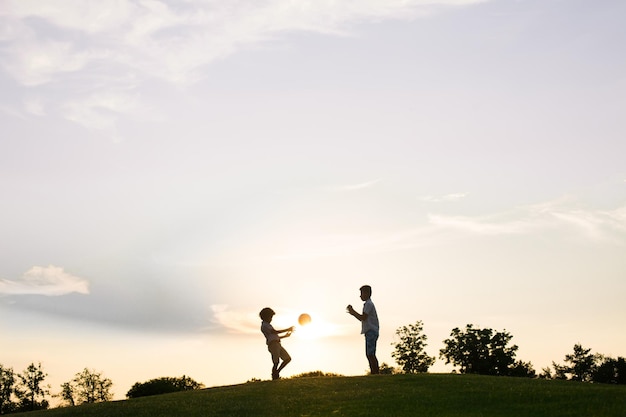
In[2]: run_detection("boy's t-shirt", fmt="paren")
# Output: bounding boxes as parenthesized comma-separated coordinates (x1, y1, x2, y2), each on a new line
(361, 298, 379, 334)
(261, 321, 279, 344)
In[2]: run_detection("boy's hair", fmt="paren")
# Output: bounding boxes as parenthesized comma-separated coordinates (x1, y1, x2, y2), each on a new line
(259, 307, 275, 321)
(360, 285, 372, 296)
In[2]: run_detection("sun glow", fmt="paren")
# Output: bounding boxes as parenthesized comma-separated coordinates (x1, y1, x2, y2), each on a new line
(289, 313, 343, 340)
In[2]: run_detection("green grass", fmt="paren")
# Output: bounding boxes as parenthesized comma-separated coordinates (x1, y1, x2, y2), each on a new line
(25, 374, 626, 417)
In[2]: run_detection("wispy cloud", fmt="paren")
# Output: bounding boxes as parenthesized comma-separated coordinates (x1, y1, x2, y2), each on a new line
(0, 265, 90, 296)
(1, 0, 491, 86)
(210, 304, 259, 335)
(430, 199, 626, 243)
(326, 179, 382, 192)
(0, 0, 491, 138)
(420, 192, 468, 203)
(273, 199, 626, 260)
(61, 90, 140, 141)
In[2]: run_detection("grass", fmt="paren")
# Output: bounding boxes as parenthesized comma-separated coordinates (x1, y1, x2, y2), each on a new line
(25, 374, 626, 417)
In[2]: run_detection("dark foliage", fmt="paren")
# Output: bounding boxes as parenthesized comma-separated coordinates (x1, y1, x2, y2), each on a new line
(126, 376, 204, 399)
(439, 324, 535, 377)
(378, 363, 396, 375)
(59, 368, 113, 406)
(0, 365, 16, 414)
(291, 371, 343, 378)
(14, 363, 49, 412)
(593, 357, 626, 385)
(391, 321, 436, 373)
(551, 344, 601, 382)
(564, 344, 599, 382)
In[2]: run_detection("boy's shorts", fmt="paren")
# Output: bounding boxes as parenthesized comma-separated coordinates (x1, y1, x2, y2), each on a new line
(268, 341, 291, 364)
(365, 330, 379, 357)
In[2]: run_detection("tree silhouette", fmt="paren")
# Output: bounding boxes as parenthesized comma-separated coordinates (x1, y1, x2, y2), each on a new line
(563, 344, 600, 382)
(439, 324, 534, 377)
(14, 362, 49, 412)
(59, 368, 113, 406)
(126, 376, 203, 399)
(593, 356, 626, 384)
(391, 321, 436, 373)
(0, 364, 16, 414)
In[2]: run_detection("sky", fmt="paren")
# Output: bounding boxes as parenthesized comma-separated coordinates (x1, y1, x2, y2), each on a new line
(1, 0, 625, 403)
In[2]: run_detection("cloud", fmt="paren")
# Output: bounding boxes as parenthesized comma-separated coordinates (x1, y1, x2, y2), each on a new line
(420, 192, 468, 202)
(0, 0, 490, 139)
(430, 199, 626, 243)
(273, 199, 626, 260)
(210, 304, 259, 335)
(1, 0, 491, 86)
(61, 90, 139, 140)
(327, 179, 382, 192)
(0, 265, 90, 296)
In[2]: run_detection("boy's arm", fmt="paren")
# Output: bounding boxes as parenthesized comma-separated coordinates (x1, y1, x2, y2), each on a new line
(276, 326, 294, 338)
(346, 305, 368, 322)
(276, 326, 295, 334)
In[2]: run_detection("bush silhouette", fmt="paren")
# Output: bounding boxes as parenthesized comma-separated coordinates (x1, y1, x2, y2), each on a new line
(127, 376, 203, 399)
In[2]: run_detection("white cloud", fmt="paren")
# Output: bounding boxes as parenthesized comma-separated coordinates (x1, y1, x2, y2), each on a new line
(273, 199, 626, 260)
(420, 192, 468, 202)
(210, 304, 259, 335)
(0, 265, 90, 296)
(61, 90, 139, 139)
(1, 0, 491, 85)
(430, 200, 626, 243)
(0, 0, 491, 139)
(327, 179, 382, 192)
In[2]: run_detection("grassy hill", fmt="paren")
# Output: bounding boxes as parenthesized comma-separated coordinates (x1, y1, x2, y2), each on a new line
(26, 374, 626, 417)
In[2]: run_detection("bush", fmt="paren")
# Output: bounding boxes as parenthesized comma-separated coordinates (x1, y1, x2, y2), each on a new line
(593, 357, 626, 384)
(126, 376, 204, 399)
(291, 371, 343, 378)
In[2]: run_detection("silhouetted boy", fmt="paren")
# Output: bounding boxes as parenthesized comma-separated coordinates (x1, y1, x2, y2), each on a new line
(260, 307, 294, 380)
(347, 285, 380, 374)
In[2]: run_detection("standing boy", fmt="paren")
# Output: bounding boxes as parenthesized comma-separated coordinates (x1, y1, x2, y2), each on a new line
(259, 307, 294, 380)
(347, 285, 380, 374)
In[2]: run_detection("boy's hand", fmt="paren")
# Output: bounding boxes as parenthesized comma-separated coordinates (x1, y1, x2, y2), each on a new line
(346, 305, 354, 314)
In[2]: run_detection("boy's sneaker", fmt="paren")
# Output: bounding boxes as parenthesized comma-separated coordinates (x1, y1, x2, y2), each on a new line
(272, 370, 279, 380)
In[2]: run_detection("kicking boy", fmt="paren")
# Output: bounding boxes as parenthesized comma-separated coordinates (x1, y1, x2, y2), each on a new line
(260, 307, 294, 380)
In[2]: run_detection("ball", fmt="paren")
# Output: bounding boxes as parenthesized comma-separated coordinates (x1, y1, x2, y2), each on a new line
(298, 313, 311, 326)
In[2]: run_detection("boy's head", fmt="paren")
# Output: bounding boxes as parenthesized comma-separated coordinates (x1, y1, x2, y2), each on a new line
(360, 285, 372, 300)
(259, 307, 275, 322)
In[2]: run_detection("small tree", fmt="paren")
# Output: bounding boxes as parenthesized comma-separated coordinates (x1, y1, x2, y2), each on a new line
(391, 321, 436, 373)
(593, 356, 626, 385)
(563, 344, 599, 382)
(538, 366, 553, 380)
(59, 382, 75, 407)
(0, 365, 16, 414)
(439, 324, 533, 377)
(60, 368, 113, 406)
(14, 362, 49, 412)
(551, 361, 569, 380)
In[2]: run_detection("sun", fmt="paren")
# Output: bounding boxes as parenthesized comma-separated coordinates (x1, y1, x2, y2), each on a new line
(296, 320, 322, 339)
(292, 314, 340, 340)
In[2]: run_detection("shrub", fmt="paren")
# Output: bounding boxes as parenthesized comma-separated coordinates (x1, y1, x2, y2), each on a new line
(126, 376, 204, 399)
